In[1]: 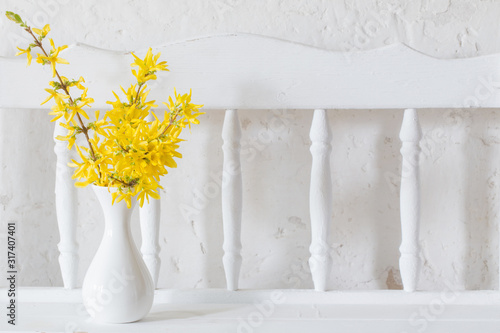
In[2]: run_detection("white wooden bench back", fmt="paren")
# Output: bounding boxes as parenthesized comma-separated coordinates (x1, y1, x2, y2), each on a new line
(1, 33, 500, 291)
(3, 34, 500, 110)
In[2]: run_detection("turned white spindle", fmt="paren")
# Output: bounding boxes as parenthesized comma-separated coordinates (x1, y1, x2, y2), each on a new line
(309, 109, 333, 292)
(139, 112, 162, 288)
(53, 119, 78, 289)
(221, 109, 243, 291)
(139, 198, 161, 288)
(399, 108, 422, 292)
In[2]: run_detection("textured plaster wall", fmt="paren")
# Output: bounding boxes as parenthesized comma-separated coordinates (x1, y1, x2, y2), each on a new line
(1, 0, 500, 291)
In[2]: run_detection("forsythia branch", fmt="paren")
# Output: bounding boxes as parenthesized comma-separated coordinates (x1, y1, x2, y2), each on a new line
(7, 11, 204, 208)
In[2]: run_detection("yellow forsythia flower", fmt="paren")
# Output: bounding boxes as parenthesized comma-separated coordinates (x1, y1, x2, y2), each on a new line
(32, 24, 50, 38)
(16, 47, 32, 66)
(36, 39, 69, 77)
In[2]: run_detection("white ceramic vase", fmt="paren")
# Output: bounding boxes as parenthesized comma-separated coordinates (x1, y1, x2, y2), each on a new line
(82, 185, 154, 323)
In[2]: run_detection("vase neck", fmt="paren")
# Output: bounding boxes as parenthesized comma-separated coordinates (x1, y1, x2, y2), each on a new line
(102, 207, 134, 232)
(92, 186, 137, 234)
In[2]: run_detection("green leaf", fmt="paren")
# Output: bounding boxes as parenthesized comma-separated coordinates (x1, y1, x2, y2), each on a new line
(14, 13, 22, 23)
(5, 11, 18, 23)
(6, 11, 28, 28)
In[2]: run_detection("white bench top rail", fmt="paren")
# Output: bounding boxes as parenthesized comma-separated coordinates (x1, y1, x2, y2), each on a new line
(1, 33, 500, 110)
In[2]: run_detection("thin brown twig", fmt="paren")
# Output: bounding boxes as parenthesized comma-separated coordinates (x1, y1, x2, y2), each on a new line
(26, 27, 102, 178)
(133, 82, 144, 105)
(157, 109, 181, 139)
(109, 174, 136, 188)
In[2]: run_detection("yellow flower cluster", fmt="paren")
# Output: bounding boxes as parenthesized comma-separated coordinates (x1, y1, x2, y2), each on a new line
(7, 12, 203, 208)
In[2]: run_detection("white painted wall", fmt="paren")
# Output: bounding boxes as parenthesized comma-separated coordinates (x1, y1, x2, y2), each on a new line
(1, 0, 500, 291)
